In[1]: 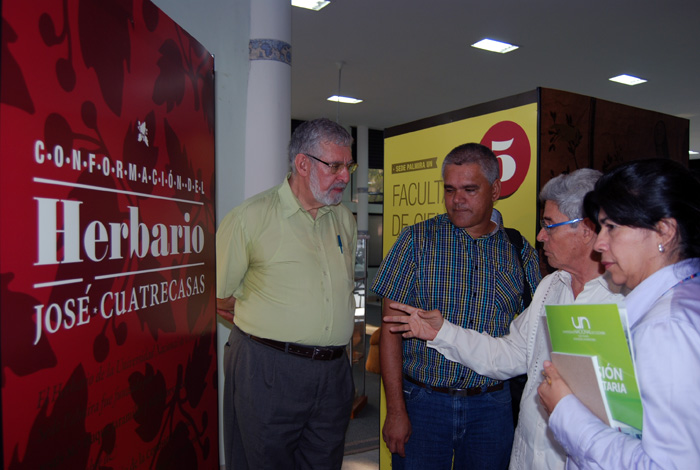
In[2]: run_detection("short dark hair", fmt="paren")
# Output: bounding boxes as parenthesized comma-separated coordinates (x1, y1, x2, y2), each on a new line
(584, 158, 700, 259)
(441, 143, 499, 183)
(288, 118, 353, 172)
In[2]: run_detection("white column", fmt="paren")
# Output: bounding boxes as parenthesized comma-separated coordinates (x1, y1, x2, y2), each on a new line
(244, 0, 291, 197)
(219, 2, 291, 465)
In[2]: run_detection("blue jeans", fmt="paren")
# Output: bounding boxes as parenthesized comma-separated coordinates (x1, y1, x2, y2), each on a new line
(392, 378, 514, 470)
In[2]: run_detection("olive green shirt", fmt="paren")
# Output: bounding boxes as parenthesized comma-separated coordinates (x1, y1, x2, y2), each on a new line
(216, 176, 357, 346)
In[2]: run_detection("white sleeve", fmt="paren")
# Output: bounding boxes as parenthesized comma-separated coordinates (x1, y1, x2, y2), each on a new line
(427, 304, 532, 380)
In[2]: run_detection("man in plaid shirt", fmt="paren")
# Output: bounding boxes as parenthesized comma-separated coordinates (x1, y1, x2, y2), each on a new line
(373, 143, 541, 470)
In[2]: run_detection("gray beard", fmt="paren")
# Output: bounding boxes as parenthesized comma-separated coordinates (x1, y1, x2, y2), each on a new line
(309, 165, 345, 206)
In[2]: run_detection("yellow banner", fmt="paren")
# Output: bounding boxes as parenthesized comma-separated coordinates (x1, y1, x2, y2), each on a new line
(383, 103, 539, 253)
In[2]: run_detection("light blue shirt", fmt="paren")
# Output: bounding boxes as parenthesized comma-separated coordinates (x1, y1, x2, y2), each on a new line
(549, 258, 700, 469)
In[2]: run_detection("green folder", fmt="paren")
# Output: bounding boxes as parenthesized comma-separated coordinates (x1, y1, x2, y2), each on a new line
(546, 303, 643, 438)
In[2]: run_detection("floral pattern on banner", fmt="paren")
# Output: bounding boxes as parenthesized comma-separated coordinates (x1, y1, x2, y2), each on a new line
(1, 0, 218, 468)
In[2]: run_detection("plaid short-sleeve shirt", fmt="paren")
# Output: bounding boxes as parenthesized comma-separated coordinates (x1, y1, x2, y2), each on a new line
(372, 213, 541, 389)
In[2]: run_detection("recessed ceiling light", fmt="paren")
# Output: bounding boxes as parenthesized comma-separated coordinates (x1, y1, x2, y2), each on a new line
(471, 39, 519, 54)
(609, 74, 647, 86)
(292, 0, 330, 11)
(327, 95, 363, 104)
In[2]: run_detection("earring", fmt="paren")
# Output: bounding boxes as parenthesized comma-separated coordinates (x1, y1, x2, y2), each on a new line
(658, 244, 665, 253)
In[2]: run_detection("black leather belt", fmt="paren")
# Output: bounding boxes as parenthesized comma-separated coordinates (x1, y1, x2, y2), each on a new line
(404, 374, 504, 397)
(248, 334, 345, 361)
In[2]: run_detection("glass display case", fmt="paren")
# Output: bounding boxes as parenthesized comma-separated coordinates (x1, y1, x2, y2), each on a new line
(349, 234, 369, 417)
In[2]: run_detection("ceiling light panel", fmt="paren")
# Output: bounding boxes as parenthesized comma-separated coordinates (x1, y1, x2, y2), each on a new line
(609, 74, 647, 86)
(471, 39, 519, 54)
(327, 95, 363, 104)
(292, 0, 330, 11)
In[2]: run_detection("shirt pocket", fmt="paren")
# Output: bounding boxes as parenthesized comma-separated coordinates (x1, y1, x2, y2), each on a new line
(492, 260, 524, 322)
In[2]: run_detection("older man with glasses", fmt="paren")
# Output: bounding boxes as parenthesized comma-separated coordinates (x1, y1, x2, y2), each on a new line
(385, 168, 626, 470)
(216, 118, 358, 470)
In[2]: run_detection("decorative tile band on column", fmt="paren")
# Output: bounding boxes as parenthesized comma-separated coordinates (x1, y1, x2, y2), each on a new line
(249, 39, 292, 65)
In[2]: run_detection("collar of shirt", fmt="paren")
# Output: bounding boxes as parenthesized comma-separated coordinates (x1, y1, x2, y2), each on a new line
(554, 270, 624, 293)
(551, 270, 593, 298)
(625, 258, 700, 327)
(278, 175, 332, 220)
(439, 209, 502, 239)
(547, 272, 625, 310)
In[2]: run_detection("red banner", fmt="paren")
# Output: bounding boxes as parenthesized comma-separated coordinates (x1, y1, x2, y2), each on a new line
(1, 0, 218, 468)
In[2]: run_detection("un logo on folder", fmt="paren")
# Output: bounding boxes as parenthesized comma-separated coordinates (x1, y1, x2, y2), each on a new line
(571, 316, 591, 330)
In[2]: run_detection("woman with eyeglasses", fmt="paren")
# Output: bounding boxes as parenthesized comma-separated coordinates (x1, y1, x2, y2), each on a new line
(538, 158, 700, 469)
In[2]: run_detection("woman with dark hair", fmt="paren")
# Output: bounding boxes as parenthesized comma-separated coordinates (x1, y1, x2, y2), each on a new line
(538, 158, 700, 469)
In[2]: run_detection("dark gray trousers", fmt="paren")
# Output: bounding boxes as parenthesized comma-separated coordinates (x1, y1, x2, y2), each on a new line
(223, 325, 354, 470)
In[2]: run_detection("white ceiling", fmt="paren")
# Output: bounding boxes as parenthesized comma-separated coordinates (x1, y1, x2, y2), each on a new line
(290, 0, 700, 159)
